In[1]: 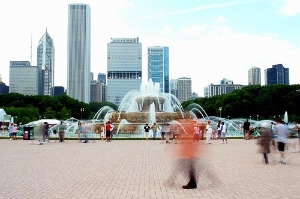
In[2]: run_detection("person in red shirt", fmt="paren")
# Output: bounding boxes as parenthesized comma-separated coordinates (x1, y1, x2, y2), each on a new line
(105, 121, 112, 142)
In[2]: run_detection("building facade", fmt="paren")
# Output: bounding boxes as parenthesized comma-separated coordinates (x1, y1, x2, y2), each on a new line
(0, 75, 9, 94)
(204, 79, 245, 97)
(107, 37, 142, 106)
(67, 4, 91, 103)
(9, 61, 42, 95)
(37, 29, 55, 95)
(264, 64, 289, 85)
(177, 77, 192, 102)
(169, 79, 178, 97)
(97, 73, 106, 84)
(248, 66, 261, 85)
(53, 86, 65, 96)
(147, 46, 169, 93)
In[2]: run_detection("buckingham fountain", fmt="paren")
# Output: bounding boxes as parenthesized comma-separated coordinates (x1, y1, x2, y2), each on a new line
(92, 79, 209, 137)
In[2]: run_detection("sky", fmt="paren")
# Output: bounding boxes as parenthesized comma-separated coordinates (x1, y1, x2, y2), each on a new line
(1, 0, 300, 97)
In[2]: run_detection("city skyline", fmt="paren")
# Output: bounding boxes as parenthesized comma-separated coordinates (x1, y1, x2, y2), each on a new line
(1, 0, 300, 97)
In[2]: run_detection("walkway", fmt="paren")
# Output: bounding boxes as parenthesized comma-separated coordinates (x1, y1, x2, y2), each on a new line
(0, 138, 299, 198)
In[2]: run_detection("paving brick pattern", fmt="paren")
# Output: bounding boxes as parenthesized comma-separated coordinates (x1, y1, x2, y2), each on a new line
(0, 138, 299, 199)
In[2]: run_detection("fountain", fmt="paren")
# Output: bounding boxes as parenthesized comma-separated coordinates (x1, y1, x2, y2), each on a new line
(93, 79, 209, 137)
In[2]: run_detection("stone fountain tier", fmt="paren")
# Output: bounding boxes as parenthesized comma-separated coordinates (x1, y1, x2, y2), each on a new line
(108, 111, 186, 123)
(135, 96, 166, 111)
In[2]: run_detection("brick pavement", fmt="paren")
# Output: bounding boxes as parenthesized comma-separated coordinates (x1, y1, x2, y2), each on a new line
(0, 138, 300, 199)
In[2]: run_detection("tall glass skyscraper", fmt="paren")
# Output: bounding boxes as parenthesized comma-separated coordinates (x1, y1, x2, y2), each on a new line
(248, 66, 261, 85)
(67, 4, 91, 103)
(37, 29, 55, 95)
(264, 64, 289, 85)
(107, 38, 142, 106)
(147, 46, 169, 93)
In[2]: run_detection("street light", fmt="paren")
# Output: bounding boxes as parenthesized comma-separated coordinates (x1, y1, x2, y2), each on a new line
(219, 107, 222, 118)
(80, 108, 85, 120)
(249, 116, 251, 125)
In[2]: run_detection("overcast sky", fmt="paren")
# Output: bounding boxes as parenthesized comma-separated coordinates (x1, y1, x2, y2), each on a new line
(1, 0, 300, 96)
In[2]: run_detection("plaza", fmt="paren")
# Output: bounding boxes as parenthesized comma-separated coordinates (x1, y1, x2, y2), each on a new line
(1, 138, 300, 199)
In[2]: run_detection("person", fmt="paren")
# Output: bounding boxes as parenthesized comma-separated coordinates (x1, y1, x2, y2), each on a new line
(144, 124, 151, 140)
(12, 124, 18, 140)
(193, 124, 200, 144)
(217, 121, 221, 139)
(273, 118, 289, 164)
(257, 127, 271, 164)
(151, 122, 160, 140)
(43, 122, 49, 142)
(205, 121, 212, 144)
(57, 121, 66, 143)
(164, 123, 171, 143)
(105, 121, 112, 142)
(8, 123, 13, 140)
(161, 125, 166, 141)
(100, 124, 105, 140)
(77, 121, 82, 142)
(243, 119, 251, 140)
(221, 121, 228, 144)
(82, 123, 89, 143)
(110, 123, 114, 140)
(173, 127, 180, 143)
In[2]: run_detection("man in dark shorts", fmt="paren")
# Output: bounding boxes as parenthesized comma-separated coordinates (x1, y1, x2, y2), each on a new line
(274, 118, 289, 164)
(105, 121, 111, 142)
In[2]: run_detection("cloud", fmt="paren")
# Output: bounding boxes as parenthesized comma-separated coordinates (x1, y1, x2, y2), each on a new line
(142, 1, 240, 20)
(180, 24, 207, 36)
(216, 16, 227, 23)
(279, 0, 300, 16)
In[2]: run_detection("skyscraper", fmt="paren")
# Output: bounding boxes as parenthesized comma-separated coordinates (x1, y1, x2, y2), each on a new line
(107, 38, 142, 106)
(177, 77, 192, 102)
(147, 46, 169, 93)
(9, 61, 42, 95)
(97, 73, 106, 84)
(248, 66, 261, 85)
(264, 64, 289, 85)
(67, 4, 91, 103)
(37, 29, 55, 95)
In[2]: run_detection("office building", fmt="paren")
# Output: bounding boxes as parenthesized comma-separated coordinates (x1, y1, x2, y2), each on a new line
(107, 37, 142, 106)
(53, 86, 65, 96)
(67, 4, 91, 103)
(147, 46, 169, 93)
(0, 74, 9, 94)
(248, 66, 261, 85)
(9, 61, 42, 95)
(37, 29, 55, 95)
(177, 77, 192, 102)
(264, 64, 289, 85)
(98, 73, 106, 84)
(204, 79, 245, 97)
(169, 79, 178, 97)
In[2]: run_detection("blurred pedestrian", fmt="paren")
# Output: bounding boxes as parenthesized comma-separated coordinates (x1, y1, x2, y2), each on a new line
(221, 121, 228, 144)
(257, 127, 271, 164)
(205, 121, 212, 144)
(8, 123, 13, 140)
(77, 121, 82, 142)
(105, 121, 112, 142)
(57, 121, 66, 143)
(243, 119, 250, 140)
(173, 127, 180, 143)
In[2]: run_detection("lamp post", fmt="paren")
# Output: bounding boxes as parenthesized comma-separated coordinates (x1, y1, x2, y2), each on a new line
(219, 107, 222, 118)
(257, 115, 259, 121)
(249, 116, 251, 125)
(80, 108, 85, 120)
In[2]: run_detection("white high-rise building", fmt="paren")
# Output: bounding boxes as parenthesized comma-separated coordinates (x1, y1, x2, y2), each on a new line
(67, 4, 91, 103)
(177, 77, 192, 102)
(37, 29, 55, 95)
(107, 38, 142, 106)
(248, 66, 261, 85)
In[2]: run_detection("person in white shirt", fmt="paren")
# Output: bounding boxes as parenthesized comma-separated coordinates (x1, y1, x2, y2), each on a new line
(221, 121, 228, 144)
(205, 121, 212, 144)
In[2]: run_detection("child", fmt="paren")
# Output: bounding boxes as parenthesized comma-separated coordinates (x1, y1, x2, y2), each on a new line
(257, 127, 271, 164)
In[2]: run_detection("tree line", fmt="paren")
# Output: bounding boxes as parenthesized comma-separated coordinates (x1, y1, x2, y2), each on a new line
(1, 84, 300, 124)
(182, 84, 300, 122)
